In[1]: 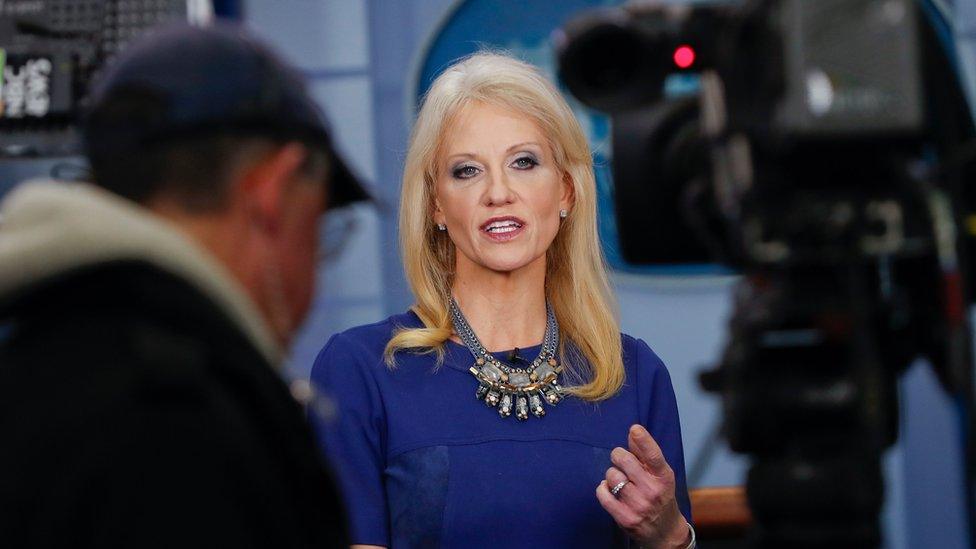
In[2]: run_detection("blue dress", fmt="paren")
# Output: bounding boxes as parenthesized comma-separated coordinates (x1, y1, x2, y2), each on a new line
(310, 311, 691, 548)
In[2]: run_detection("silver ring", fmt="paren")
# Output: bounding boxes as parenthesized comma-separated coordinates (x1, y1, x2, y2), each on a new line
(610, 480, 629, 497)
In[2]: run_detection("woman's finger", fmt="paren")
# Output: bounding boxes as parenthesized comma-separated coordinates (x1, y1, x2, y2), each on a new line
(610, 446, 655, 492)
(605, 466, 650, 511)
(605, 465, 628, 490)
(628, 424, 670, 476)
(595, 480, 643, 532)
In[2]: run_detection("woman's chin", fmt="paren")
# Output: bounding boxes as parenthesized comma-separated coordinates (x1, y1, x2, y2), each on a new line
(458, 245, 547, 276)
(477, 255, 540, 274)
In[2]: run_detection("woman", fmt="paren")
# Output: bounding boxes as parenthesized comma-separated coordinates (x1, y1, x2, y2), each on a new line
(310, 52, 694, 549)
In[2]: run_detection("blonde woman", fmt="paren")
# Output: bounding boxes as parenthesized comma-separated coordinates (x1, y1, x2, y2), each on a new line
(310, 52, 694, 549)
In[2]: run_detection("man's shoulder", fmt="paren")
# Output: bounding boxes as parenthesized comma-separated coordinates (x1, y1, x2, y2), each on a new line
(0, 303, 246, 458)
(0, 261, 272, 409)
(4, 260, 260, 351)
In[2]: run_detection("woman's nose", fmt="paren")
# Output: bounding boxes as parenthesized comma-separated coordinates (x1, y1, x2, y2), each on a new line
(483, 169, 516, 207)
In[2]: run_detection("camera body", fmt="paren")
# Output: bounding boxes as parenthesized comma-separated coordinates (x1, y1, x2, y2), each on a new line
(559, 1, 976, 546)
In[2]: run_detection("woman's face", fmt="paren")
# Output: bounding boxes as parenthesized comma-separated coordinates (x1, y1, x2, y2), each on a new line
(433, 101, 573, 276)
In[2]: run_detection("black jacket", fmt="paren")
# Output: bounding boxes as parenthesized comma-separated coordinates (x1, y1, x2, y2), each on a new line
(0, 183, 346, 548)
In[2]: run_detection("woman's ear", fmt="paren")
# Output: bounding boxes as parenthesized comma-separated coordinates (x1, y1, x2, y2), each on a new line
(432, 195, 446, 227)
(560, 171, 576, 212)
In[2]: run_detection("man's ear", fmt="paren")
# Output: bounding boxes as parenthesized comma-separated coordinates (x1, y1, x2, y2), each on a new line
(239, 142, 307, 234)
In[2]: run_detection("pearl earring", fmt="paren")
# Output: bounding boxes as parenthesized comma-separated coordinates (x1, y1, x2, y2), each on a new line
(559, 209, 568, 219)
(437, 223, 447, 231)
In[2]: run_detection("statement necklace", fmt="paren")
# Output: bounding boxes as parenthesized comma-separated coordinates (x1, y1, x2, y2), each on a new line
(449, 297, 564, 420)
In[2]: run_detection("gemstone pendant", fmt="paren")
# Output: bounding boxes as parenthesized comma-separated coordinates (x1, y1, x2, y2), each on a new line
(476, 383, 490, 400)
(534, 363, 554, 381)
(498, 393, 513, 417)
(541, 385, 562, 405)
(530, 394, 545, 417)
(508, 371, 531, 386)
(481, 362, 503, 382)
(515, 395, 529, 420)
(485, 390, 500, 407)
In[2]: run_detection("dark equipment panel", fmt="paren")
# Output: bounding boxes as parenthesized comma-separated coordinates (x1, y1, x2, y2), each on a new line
(0, 0, 192, 157)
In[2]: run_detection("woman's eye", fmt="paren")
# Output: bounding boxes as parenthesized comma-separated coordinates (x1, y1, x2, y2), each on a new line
(512, 156, 538, 170)
(452, 165, 480, 179)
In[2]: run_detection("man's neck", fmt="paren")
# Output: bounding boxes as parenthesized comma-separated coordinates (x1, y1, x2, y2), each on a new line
(451, 257, 548, 352)
(148, 200, 287, 347)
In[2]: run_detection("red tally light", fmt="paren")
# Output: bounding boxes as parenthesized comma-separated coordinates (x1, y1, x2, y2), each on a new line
(673, 45, 695, 69)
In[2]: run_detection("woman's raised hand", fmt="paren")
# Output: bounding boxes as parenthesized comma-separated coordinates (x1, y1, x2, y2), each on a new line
(596, 425, 691, 548)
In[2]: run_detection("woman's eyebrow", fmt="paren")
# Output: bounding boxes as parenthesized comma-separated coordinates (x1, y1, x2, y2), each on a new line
(445, 152, 477, 162)
(445, 142, 541, 162)
(507, 141, 542, 153)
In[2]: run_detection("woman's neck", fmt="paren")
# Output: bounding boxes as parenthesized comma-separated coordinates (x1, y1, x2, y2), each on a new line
(451, 257, 547, 352)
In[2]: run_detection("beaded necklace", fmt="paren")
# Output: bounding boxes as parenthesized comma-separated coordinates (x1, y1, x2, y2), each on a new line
(449, 297, 564, 420)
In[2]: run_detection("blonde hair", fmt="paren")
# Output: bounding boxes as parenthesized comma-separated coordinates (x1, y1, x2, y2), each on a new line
(385, 52, 623, 401)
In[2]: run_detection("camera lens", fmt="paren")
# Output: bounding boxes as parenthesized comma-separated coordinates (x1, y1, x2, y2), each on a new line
(556, 11, 663, 112)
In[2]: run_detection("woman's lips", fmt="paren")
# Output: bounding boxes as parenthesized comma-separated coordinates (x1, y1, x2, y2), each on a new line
(480, 216, 526, 242)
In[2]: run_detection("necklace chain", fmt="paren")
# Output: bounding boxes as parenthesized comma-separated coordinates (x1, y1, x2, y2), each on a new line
(449, 297, 564, 420)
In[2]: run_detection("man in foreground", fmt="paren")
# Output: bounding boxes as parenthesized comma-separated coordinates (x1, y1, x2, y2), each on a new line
(0, 24, 365, 547)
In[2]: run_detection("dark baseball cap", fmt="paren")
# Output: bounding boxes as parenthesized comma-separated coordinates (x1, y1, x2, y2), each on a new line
(82, 23, 369, 209)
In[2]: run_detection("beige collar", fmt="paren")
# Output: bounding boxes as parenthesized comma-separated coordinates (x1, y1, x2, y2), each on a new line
(0, 180, 282, 366)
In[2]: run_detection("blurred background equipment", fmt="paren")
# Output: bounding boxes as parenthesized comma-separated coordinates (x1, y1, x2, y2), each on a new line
(559, 0, 976, 547)
(557, 2, 731, 266)
(0, 0, 216, 157)
(0, 0, 231, 196)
